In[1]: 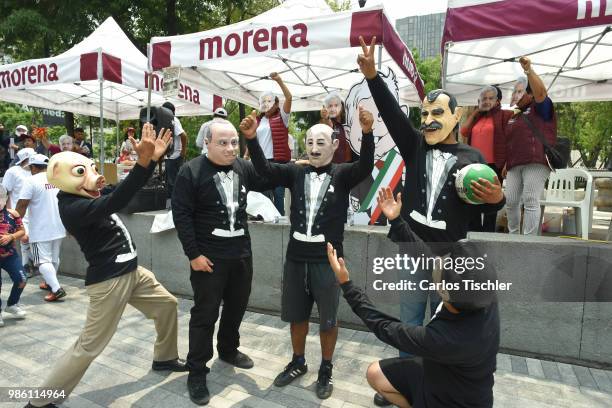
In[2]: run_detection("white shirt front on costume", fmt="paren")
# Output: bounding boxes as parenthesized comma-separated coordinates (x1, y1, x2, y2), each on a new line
(307, 172, 326, 237)
(427, 149, 453, 222)
(219, 170, 236, 232)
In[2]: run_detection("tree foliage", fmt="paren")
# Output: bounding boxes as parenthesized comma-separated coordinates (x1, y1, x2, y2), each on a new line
(555, 102, 612, 168)
(407, 50, 441, 129)
(0, 102, 38, 132)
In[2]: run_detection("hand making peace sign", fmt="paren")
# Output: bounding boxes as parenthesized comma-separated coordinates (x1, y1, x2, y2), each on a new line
(357, 35, 377, 80)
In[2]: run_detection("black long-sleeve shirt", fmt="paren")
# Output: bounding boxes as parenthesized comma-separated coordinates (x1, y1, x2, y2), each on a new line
(246, 132, 374, 261)
(367, 75, 505, 244)
(341, 281, 499, 408)
(172, 155, 272, 261)
(57, 161, 156, 285)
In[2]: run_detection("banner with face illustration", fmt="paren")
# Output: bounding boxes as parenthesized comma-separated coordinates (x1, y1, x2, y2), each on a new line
(344, 67, 408, 225)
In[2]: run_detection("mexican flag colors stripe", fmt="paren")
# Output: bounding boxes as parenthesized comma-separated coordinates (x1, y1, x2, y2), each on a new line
(358, 149, 405, 225)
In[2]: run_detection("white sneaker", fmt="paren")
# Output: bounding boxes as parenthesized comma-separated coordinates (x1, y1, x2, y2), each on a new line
(5, 304, 26, 319)
(0, 313, 4, 327)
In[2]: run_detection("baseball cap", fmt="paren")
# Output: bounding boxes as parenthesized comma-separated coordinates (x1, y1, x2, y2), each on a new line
(29, 154, 49, 166)
(16, 148, 35, 165)
(15, 125, 28, 135)
(214, 107, 228, 118)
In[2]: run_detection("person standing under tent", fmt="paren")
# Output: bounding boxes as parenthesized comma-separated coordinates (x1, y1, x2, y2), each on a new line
(161, 101, 187, 207)
(240, 106, 375, 400)
(503, 57, 557, 236)
(2, 148, 36, 278)
(460, 85, 512, 232)
(256, 72, 293, 215)
(16, 154, 67, 302)
(196, 107, 229, 155)
(172, 119, 274, 406)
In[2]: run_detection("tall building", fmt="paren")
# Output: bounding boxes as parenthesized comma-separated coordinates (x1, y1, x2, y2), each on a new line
(395, 13, 446, 59)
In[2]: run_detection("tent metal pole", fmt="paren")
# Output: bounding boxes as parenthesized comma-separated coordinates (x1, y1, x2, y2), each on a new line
(116, 102, 119, 162)
(99, 79, 105, 175)
(442, 43, 450, 88)
(146, 72, 152, 122)
(578, 27, 610, 68)
(547, 40, 581, 92)
(98, 49, 105, 176)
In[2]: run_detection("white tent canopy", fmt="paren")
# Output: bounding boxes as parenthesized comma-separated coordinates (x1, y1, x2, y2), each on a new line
(148, 0, 425, 111)
(442, 0, 612, 104)
(0, 17, 214, 120)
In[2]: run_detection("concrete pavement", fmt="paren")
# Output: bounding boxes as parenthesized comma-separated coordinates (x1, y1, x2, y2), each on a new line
(1, 275, 611, 407)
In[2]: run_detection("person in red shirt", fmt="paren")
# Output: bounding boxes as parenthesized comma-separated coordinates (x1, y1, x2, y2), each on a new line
(460, 86, 512, 232)
(40, 134, 73, 156)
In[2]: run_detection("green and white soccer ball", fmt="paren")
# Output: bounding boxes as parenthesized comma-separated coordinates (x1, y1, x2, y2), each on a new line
(455, 163, 497, 204)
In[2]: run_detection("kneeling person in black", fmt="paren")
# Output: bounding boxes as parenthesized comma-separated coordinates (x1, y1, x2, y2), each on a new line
(172, 120, 273, 406)
(240, 108, 375, 399)
(327, 187, 500, 408)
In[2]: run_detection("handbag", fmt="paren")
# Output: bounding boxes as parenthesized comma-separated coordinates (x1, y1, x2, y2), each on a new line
(520, 114, 569, 170)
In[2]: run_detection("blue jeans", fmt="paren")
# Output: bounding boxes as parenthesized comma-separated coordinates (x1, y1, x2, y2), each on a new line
(399, 265, 440, 358)
(0, 252, 26, 308)
(272, 186, 285, 216)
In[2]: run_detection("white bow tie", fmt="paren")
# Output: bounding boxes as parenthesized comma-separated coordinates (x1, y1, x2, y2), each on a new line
(432, 150, 453, 160)
(218, 170, 234, 182)
(310, 172, 327, 182)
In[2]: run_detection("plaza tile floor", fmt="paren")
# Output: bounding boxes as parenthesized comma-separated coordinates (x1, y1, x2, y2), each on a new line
(1, 275, 612, 407)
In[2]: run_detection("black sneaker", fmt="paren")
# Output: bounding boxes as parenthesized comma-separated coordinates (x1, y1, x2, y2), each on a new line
(24, 264, 33, 279)
(219, 350, 254, 369)
(273, 359, 308, 387)
(316, 363, 333, 399)
(187, 373, 210, 406)
(24, 403, 58, 408)
(374, 392, 392, 406)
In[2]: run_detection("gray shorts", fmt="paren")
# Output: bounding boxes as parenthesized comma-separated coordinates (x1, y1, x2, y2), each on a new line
(281, 259, 340, 331)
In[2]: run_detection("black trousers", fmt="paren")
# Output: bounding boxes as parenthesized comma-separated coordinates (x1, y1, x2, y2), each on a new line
(469, 163, 502, 233)
(165, 156, 183, 200)
(187, 257, 253, 374)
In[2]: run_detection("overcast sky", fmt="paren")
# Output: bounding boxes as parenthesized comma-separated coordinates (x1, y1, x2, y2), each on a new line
(349, 0, 449, 23)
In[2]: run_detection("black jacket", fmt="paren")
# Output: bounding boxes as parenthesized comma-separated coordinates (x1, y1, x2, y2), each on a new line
(172, 155, 272, 261)
(246, 133, 374, 261)
(367, 75, 505, 244)
(58, 161, 156, 285)
(342, 281, 499, 408)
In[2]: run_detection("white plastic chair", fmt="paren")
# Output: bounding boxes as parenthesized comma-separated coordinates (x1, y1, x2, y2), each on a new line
(539, 168, 594, 239)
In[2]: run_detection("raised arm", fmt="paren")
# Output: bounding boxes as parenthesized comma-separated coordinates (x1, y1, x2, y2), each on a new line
(326, 243, 442, 358)
(58, 124, 172, 222)
(341, 106, 375, 188)
(357, 36, 420, 159)
(240, 110, 295, 187)
(520, 56, 547, 103)
(270, 72, 292, 114)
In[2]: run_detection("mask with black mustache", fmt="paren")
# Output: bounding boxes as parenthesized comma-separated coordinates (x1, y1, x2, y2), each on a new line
(420, 121, 443, 131)
(420, 92, 463, 145)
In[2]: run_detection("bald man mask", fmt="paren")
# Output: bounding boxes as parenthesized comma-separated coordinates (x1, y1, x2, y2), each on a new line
(305, 124, 339, 168)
